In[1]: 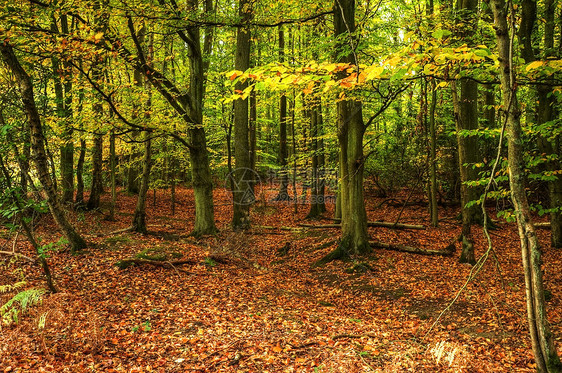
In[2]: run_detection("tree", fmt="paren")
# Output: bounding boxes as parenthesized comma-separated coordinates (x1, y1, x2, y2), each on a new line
(488, 0, 562, 370)
(232, 0, 254, 229)
(0, 44, 87, 253)
(456, 0, 481, 265)
(274, 25, 290, 201)
(51, 14, 75, 205)
(333, 0, 370, 255)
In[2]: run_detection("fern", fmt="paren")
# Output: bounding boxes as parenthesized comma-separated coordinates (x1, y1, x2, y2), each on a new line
(1, 288, 46, 325)
(0, 281, 27, 293)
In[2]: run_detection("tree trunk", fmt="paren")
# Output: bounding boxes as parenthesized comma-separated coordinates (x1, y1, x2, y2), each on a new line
(51, 15, 74, 205)
(75, 138, 86, 207)
(185, 0, 216, 236)
(333, 0, 370, 255)
(132, 131, 152, 233)
(232, 0, 253, 229)
(307, 92, 326, 218)
(428, 79, 438, 227)
(275, 25, 290, 201)
(109, 129, 116, 221)
(0, 44, 87, 253)
(489, 0, 562, 370)
(86, 132, 103, 210)
(456, 0, 480, 264)
(537, 0, 561, 248)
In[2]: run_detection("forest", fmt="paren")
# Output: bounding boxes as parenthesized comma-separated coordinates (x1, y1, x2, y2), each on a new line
(1, 0, 562, 371)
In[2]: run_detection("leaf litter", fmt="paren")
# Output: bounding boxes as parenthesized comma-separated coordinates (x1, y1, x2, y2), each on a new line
(0, 187, 560, 372)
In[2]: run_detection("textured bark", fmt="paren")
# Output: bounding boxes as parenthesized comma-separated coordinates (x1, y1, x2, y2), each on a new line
(185, 0, 216, 235)
(275, 26, 289, 201)
(428, 79, 438, 227)
(307, 93, 326, 218)
(75, 138, 86, 207)
(51, 15, 74, 204)
(86, 0, 108, 211)
(109, 130, 116, 221)
(456, 0, 480, 264)
(132, 132, 152, 233)
(0, 44, 87, 253)
(232, 0, 253, 229)
(489, 0, 562, 370)
(86, 132, 103, 210)
(333, 0, 370, 255)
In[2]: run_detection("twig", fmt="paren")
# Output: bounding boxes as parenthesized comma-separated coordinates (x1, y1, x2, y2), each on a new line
(0, 250, 35, 262)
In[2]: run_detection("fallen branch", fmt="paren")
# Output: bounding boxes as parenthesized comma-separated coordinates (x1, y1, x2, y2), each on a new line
(0, 250, 36, 262)
(115, 257, 197, 269)
(535, 222, 550, 229)
(255, 225, 304, 232)
(91, 226, 134, 237)
(302, 221, 425, 230)
(331, 333, 380, 340)
(369, 240, 455, 256)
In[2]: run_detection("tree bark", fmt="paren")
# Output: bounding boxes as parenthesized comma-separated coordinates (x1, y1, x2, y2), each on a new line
(456, 0, 480, 264)
(333, 0, 370, 255)
(51, 15, 74, 205)
(86, 132, 103, 210)
(0, 44, 87, 253)
(109, 129, 116, 220)
(428, 79, 438, 227)
(232, 0, 253, 229)
(489, 0, 562, 370)
(275, 25, 290, 201)
(132, 131, 152, 233)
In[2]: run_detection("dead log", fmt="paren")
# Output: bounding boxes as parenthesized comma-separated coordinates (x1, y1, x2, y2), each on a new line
(369, 240, 455, 256)
(115, 258, 197, 269)
(301, 221, 425, 230)
(255, 225, 304, 232)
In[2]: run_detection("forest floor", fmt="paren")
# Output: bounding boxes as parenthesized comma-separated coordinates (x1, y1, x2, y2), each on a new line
(1, 185, 561, 372)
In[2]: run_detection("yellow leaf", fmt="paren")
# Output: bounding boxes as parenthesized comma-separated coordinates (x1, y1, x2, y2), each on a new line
(526, 60, 543, 71)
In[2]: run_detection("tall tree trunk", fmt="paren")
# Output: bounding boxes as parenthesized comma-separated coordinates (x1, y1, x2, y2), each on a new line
(489, 0, 562, 371)
(0, 44, 87, 253)
(109, 129, 116, 221)
(307, 92, 326, 218)
(52, 15, 74, 204)
(232, 0, 253, 229)
(131, 27, 153, 233)
(333, 0, 369, 255)
(249, 90, 257, 172)
(132, 131, 152, 233)
(537, 0, 561, 248)
(457, 0, 480, 264)
(275, 25, 289, 201)
(75, 76, 86, 207)
(86, 0, 108, 211)
(75, 138, 86, 207)
(186, 0, 216, 236)
(86, 131, 103, 210)
(429, 79, 438, 227)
